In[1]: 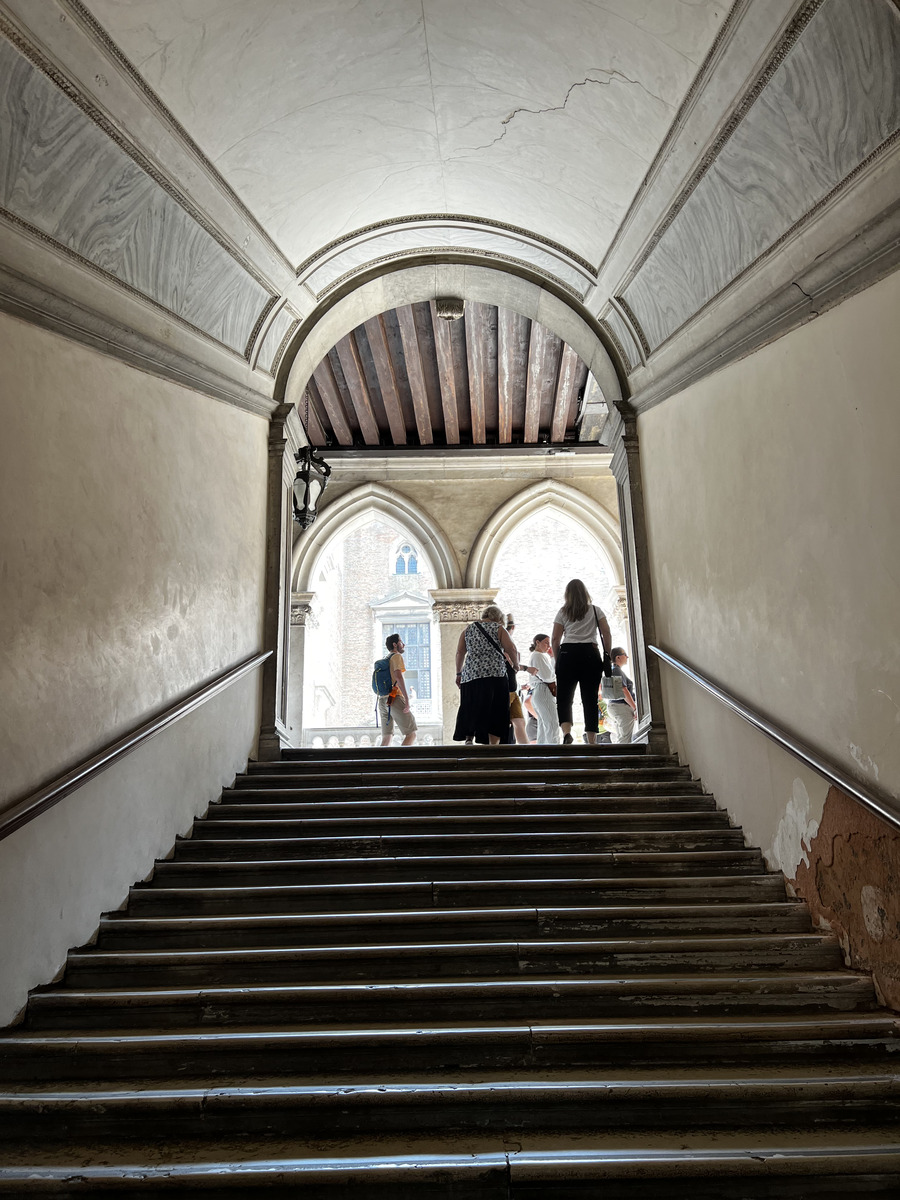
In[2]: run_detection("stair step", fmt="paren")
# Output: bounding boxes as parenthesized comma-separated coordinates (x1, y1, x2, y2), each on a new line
(3, 1146, 899, 1198)
(279, 744, 650, 760)
(3, 1015, 896, 1082)
(97, 901, 812, 949)
(225, 779, 705, 800)
(62, 934, 843, 987)
(3, 1075, 900, 1141)
(197, 811, 730, 836)
(25, 972, 877, 1031)
(127, 873, 790, 915)
(210, 794, 720, 817)
(152, 849, 766, 887)
(175, 829, 747, 861)
(234, 766, 695, 788)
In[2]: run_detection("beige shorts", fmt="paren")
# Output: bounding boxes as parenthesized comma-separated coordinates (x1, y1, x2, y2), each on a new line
(378, 695, 418, 737)
(509, 692, 524, 720)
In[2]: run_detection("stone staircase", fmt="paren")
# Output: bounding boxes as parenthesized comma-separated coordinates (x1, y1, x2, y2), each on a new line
(1, 745, 899, 1196)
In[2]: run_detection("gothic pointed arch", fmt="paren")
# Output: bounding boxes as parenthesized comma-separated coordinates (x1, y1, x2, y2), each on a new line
(291, 482, 462, 592)
(465, 480, 624, 591)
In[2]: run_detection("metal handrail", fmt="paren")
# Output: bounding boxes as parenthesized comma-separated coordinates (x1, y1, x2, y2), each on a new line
(649, 644, 900, 832)
(0, 651, 271, 842)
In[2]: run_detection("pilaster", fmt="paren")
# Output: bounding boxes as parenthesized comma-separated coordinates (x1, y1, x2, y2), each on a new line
(609, 404, 668, 754)
(285, 591, 315, 748)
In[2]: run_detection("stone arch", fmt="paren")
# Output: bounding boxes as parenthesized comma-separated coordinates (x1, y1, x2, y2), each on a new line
(291, 481, 462, 593)
(465, 480, 624, 591)
(277, 261, 624, 414)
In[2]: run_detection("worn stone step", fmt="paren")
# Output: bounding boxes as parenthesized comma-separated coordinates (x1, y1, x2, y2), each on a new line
(3, 1074, 900, 1142)
(3, 1146, 899, 1198)
(174, 828, 747, 862)
(234, 766, 695, 790)
(128, 873, 789, 915)
(62, 934, 843, 988)
(198, 811, 730, 839)
(3, 1014, 897, 1083)
(280, 744, 650, 761)
(97, 901, 812, 950)
(24, 972, 877, 1031)
(210, 794, 721, 820)
(152, 849, 767, 887)
(225, 778, 705, 801)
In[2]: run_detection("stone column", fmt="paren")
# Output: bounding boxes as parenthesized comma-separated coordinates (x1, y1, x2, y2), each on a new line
(285, 591, 315, 748)
(429, 589, 499, 745)
(608, 404, 668, 754)
(258, 403, 305, 761)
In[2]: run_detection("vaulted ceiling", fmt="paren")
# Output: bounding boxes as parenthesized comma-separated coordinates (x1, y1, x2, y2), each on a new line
(1, 1, 897, 428)
(304, 302, 590, 449)
(75, 0, 729, 269)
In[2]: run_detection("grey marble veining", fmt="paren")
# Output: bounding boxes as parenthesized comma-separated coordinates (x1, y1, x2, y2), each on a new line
(621, 0, 900, 352)
(256, 306, 297, 374)
(0, 36, 271, 353)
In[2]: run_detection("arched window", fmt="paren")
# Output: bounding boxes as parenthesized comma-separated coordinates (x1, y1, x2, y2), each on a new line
(394, 544, 418, 575)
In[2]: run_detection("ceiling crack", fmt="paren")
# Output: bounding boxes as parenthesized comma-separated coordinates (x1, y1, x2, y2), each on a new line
(467, 67, 668, 153)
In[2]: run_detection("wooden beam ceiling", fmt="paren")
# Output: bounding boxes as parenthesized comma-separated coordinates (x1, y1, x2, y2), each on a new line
(302, 301, 590, 449)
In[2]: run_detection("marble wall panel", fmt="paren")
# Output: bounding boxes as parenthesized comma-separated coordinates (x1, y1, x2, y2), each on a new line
(256, 306, 298, 375)
(0, 36, 272, 353)
(621, 0, 900, 351)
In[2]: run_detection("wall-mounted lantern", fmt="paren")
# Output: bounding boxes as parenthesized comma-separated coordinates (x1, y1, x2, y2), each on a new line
(292, 444, 331, 529)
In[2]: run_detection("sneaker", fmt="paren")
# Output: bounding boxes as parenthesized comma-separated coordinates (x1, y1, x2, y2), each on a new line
(562, 733, 573, 745)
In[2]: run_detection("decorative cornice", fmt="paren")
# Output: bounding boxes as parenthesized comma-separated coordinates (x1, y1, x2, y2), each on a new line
(296, 213, 596, 279)
(57, 0, 294, 280)
(641, 127, 900, 357)
(622, 0, 827, 285)
(0, 13, 280, 297)
(243, 296, 280, 362)
(597, 318, 631, 374)
(317, 246, 583, 301)
(614, 295, 652, 359)
(271, 319, 301, 376)
(594, 0, 749, 281)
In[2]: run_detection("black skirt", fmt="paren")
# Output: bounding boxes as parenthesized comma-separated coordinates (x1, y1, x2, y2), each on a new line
(453, 676, 510, 744)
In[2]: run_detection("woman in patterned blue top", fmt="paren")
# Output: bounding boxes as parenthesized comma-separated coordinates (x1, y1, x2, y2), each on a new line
(452, 604, 520, 745)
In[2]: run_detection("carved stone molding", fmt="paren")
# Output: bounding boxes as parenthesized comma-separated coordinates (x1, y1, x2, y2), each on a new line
(429, 588, 499, 623)
(290, 592, 316, 628)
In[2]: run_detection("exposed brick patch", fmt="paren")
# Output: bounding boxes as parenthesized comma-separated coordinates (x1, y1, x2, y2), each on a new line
(792, 786, 900, 1011)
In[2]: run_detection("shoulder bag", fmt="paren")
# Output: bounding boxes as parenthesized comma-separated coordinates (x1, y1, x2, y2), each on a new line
(472, 621, 517, 689)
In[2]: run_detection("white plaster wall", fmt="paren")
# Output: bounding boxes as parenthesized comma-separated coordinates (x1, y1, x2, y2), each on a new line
(0, 312, 269, 806)
(639, 269, 900, 871)
(0, 313, 269, 1024)
(0, 670, 261, 1024)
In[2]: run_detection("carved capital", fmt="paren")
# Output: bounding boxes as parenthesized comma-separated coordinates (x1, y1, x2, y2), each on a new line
(290, 590, 316, 627)
(429, 588, 499, 623)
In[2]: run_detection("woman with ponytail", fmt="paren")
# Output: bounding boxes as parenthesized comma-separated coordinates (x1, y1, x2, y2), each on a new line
(551, 579, 612, 745)
(528, 633, 560, 744)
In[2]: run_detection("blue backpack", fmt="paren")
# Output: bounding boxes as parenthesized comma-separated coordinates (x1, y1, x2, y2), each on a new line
(372, 656, 393, 697)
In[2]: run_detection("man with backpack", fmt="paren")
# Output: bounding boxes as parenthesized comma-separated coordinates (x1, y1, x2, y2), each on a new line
(374, 633, 417, 747)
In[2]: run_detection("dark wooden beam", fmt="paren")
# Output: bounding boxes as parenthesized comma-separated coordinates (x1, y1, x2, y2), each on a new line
(396, 305, 433, 445)
(335, 333, 381, 445)
(311, 358, 354, 445)
(364, 315, 407, 445)
(302, 382, 329, 447)
(496, 307, 516, 445)
(430, 302, 461, 445)
(464, 302, 486, 445)
(551, 342, 580, 443)
(524, 319, 549, 443)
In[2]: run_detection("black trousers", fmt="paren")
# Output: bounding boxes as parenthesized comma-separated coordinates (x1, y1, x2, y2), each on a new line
(555, 643, 603, 733)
